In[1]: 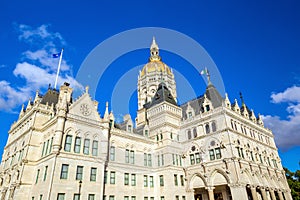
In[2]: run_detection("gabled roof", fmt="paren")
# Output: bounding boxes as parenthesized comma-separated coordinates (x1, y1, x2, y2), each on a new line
(145, 82, 177, 109)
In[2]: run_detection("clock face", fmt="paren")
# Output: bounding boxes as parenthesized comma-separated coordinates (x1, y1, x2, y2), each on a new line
(80, 103, 91, 116)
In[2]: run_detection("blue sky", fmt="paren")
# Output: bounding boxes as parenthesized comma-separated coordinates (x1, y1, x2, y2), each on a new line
(0, 0, 300, 171)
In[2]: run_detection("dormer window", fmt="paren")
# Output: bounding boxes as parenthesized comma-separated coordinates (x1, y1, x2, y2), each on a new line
(144, 130, 149, 137)
(205, 105, 210, 112)
(188, 112, 192, 119)
(127, 125, 132, 132)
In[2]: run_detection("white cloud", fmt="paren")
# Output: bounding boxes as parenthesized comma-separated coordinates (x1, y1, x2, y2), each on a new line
(0, 24, 82, 113)
(263, 86, 300, 150)
(17, 24, 65, 47)
(271, 86, 300, 103)
(0, 81, 28, 112)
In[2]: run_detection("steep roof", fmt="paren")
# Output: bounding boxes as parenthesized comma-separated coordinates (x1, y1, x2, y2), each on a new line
(145, 82, 177, 108)
(40, 89, 59, 105)
(204, 83, 223, 108)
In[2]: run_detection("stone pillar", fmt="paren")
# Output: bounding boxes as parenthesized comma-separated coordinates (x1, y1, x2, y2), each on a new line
(230, 184, 248, 200)
(250, 185, 258, 200)
(269, 188, 276, 200)
(259, 187, 268, 200)
(277, 190, 284, 200)
(186, 188, 195, 200)
(283, 190, 293, 200)
(206, 186, 215, 200)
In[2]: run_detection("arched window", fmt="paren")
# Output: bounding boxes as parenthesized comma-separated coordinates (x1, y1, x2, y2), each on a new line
(193, 128, 197, 138)
(187, 130, 191, 140)
(205, 124, 210, 134)
(64, 135, 72, 152)
(212, 121, 217, 132)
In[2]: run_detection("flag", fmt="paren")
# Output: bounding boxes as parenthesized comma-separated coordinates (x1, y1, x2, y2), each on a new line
(52, 52, 61, 58)
(200, 68, 208, 75)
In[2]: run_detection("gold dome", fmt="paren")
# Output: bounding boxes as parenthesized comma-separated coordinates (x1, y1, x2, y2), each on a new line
(140, 37, 173, 77)
(140, 60, 172, 76)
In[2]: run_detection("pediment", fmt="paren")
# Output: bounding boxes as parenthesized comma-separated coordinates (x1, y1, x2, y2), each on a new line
(68, 93, 101, 122)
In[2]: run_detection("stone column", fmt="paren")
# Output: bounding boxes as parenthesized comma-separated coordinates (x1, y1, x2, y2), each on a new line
(206, 186, 215, 200)
(259, 187, 268, 200)
(277, 190, 284, 200)
(283, 190, 293, 200)
(250, 185, 258, 200)
(269, 188, 276, 200)
(230, 184, 248, 200)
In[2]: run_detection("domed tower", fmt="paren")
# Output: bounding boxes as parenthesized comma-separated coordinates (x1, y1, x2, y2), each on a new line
(137, 37, 177, 109)
(136, 37, 177, 127)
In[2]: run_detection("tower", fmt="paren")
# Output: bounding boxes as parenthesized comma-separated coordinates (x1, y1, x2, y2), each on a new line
(136, 37, 177, 127)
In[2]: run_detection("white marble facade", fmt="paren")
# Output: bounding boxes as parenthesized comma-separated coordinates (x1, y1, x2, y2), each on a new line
(0, 39, 292, 200)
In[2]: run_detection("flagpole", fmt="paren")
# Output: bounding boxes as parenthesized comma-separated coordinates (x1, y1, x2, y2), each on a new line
(54, 48, 64, 89)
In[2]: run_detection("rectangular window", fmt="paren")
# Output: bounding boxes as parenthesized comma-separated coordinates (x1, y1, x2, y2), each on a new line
(73, 194, 80, 200)
(131, 196, 136, 200)
(150, 176, 154, 187)
(190, 154, 195, 165)
(159, 175, 164, 186)
(60, 164, 69, 179)
(182, 196, 186, 200)
(57, 193, 65, 200)
(161, 154, 164, 166)
(209, 149, 215, 160)
(131, 174, 136, 186)
(88, 194, 95, 200)
(144, 197, 148, 200)
(172, 154, 175, 165)
(180, 175, 184, 186)
(90, 167, 97, 182)
(148, 154, 152, 167)
(64, 135, 72, 152)
(35, 169, 40, 184)
(74, 137, 81, 153)
(176, 196, 179, 200)
(124, 197, 129, 200)
(176, 154, 179, 165)
(45, 140, 49, 156)
(130, 150, 135, 164)
(144, 175, 148, 187)
(109, 196, 115, 200)
(125, 149, 129, 163)
(174, 174, 178, 186)
(145, 130, 148, 137)
(144, 153, 147, 166)
(92, 140, 98, 156)
(83, 139, 90, 155)
(150, 198, 154, 200)
(195, 153, 201, 163)
(39, 194, 43, 200)
(160, 197, 165, 200)
(158, 155, 160, 166)
(110, 171, 116, 184)
(43, 166, 48, 181)
(76, 166, 84, 180)
(124, 173, 129, 185)
(215, 148, 222, 159)
(48, 137, 53, 154)
(110, 146, 115, 161)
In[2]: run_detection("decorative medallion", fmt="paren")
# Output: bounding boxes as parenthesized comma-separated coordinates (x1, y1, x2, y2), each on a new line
(80, 103, 91, 116)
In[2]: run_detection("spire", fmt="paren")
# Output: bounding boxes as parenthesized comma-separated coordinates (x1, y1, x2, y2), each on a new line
(104, 101, 109, 120)
(239, 92, 245, 106)
(224, 93, 231, 108)
(149, 37, 161, 62)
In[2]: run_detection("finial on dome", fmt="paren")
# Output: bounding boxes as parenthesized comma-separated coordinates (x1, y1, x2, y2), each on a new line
(149, 37, 161, 62)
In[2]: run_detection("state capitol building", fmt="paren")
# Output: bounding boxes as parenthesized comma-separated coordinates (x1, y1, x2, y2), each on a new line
(0, 39, 292, 200)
